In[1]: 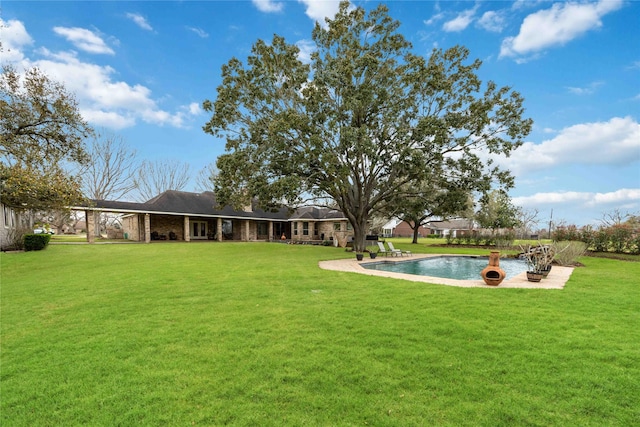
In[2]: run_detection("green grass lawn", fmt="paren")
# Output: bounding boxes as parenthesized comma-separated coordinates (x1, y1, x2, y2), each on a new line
(1, 241, 639, 426)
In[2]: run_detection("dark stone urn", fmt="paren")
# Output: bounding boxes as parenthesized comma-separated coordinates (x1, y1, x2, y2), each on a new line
(481, 251, 507, 286)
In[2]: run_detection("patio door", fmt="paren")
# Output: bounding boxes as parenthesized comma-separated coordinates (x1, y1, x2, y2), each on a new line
(191, 221, 208, 239)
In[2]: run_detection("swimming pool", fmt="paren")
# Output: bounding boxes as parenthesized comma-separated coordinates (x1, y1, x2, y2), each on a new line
(363, 256, 527, 281)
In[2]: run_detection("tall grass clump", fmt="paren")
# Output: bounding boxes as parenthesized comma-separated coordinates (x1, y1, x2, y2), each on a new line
(553, 241, 587, 266)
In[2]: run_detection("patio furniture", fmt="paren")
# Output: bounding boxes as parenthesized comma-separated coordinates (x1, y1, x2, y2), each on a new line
(387, 242, 411, 256)
(377, 241, 399, 257)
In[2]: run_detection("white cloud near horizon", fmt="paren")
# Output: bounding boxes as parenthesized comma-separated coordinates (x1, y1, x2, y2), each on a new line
(500, 0, 623, 60)
(496, 116, 640, 175)
(53, 27, 115, 55)
(126, 13, 153, 31)
(252, 0, 284, 13)
(512, 188, 640, 215)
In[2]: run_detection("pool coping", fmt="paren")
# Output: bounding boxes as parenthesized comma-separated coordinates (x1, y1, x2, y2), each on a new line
(319, 254, 574, 289)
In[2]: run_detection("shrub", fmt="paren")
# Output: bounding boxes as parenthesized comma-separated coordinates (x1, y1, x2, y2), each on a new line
(495, 231, 515, 248)
(553, 241, 587, 266)
(1, 227, 29, 251)
(23, 234, 51, 251)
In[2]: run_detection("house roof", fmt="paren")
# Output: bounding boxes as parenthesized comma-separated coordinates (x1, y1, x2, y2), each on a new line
(79, 190, 347, 222)
(289, 206, 346, 221)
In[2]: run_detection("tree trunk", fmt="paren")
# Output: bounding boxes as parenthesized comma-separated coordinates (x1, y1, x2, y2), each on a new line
(412, 225, 420, 244)
(351, 220, 367, 252)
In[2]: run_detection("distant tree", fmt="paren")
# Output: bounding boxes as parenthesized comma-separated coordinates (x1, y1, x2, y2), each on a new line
(600, 208, 633, 227)
(516, 207, 540, 238)
(387, 179, 472, 244)
(194, 162, 218, 193)
(134, 159, 190, 201)
(79, 130, 138, 236)
(81, 130, 138, 201)
(0, 66, 93, 211)
(475, 190, 522, 234)
(203, 2, 532, 252)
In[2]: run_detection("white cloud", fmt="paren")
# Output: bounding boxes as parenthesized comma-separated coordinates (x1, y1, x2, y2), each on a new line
(0, 19, 34, 63)
(126, 13, 153, 31)
(477, 11, 505, 33)
(188, 103, 201, 115)
(3, 19, 200, 130)
(443, 7, 477, 32)
(30, 46, 193, 129)
(298, 0, 343, 27)
(512, 188, 640, 210)
(566, 81, 604, 95)
(500, 0, 623, 59)
(186, 26, 209, 38)
(252, 0, 284, 13)
(53, 27, 114, 55)
(496, 116, 640, 175)
(295, 39, 316, 64)
(424, 12, 445, 26)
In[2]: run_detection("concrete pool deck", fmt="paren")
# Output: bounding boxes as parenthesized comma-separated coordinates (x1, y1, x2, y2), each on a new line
(319, 254, 574, 289)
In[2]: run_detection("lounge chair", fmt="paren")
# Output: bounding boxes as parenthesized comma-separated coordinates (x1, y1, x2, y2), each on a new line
(387, 242, 411, 256)
(377, 241, 398, 257)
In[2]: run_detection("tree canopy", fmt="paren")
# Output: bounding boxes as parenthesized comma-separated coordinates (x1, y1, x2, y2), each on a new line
(0, 66, 92, 210)
(203, 2, 532, 251)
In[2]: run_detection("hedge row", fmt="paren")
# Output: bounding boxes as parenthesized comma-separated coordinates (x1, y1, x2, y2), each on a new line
(553, 224, 640, 254)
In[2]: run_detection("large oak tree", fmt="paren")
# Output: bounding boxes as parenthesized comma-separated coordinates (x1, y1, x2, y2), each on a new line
(203, 2, 532, 252)
(0, 66, 92, 211)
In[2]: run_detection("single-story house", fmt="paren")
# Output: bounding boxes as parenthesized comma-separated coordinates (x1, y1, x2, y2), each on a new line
(383, 218, 476, 238)
(75, 190, 354, 246)
(1, 202, 22, 250)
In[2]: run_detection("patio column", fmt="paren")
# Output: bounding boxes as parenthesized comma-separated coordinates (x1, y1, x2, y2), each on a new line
(217, 218, 223, 241)
(144, 214, 151, 243)
(85, 210, 95, 244)
(184, 216, 190, 242)
(268, 221, 273, 241)
(245, 220, 250, 241)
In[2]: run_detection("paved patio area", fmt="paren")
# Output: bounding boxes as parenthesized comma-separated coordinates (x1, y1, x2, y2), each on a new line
(319, 254, 574, 289)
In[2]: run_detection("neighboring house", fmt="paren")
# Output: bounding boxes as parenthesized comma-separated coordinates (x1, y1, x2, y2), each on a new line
(426, 219, 476, 237)
(384, 218, 476, 238)
(74, 190, 354, 246)
(1, 202, 22, 250)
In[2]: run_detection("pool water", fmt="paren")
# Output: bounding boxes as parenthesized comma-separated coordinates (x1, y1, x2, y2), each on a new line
(363, 256, 528, 281)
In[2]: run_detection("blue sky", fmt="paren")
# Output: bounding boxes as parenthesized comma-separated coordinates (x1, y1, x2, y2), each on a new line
(1, 0, 639, 227)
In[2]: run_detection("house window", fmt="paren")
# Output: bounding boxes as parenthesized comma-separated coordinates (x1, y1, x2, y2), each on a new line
(257, 222, 268, 237)
(314, 222, 319, 236)
(3, 205, 14, 228)
(293, 222, 298, 236)
(303, 221, 309, 236)
(333, 222, 341, 231)
(346, 222, 352, 231)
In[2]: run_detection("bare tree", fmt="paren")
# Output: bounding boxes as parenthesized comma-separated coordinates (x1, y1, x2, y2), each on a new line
(80, 130, 138, 201)
(78, 130, 138, 237)
(134, 159, 191, 201)
(516, 207, 540, 238)
(194, 162, 218, 193)
(600, 208, 631, 227)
